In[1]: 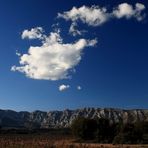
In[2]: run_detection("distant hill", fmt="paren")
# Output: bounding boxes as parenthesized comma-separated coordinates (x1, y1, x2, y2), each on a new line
(0, 108, 147, 129)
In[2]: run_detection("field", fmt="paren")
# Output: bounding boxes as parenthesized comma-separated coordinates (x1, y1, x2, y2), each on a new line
(0, 129, 147, 148)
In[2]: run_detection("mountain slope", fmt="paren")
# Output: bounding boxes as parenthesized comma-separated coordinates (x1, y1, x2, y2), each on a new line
(0, 108, 147, 129)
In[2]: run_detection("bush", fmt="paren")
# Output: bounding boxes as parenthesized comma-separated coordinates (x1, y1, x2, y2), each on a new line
(71, 117, 97, 140)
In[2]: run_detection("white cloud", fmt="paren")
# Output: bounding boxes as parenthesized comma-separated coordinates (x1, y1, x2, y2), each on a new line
(12, 3, 146, 81)
(69, 22, 83, 36)
(58, 3, 146, 35)
(12, 28, 97, 80)
(58, 5, 109, 26)
(16, 50, 21, 56)
(77, 86, 82, 90)
(59, 84, 70, 91)
(21, 27, 45, 40)
(113, 3, 135, 19)
(113, 3, 146, 21)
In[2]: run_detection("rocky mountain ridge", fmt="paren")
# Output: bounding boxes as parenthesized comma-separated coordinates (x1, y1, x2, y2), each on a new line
(0, 108, 147, 129)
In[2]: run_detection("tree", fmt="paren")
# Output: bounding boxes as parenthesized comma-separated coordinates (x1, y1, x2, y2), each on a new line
(96, 118, 117, 143)
(71, 117, 97, 140)
(113, 122, 146, 144)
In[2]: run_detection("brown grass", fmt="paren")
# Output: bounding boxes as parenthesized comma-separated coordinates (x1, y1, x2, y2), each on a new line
(0, 134, 147, 148)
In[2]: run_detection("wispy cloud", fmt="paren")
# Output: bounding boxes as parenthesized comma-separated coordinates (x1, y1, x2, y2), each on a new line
(21, 27, 45, 40)
(69, 22, 83, 36)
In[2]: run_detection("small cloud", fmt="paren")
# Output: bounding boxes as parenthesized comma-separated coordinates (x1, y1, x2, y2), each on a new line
(112, 3, 146, 21)
(69, 22, 82, 36)
(16, 50, 21, 56)
(77, 86, 82, 90)
(21, 27, 44, 40)
(69, 22, 87, 36)
(59, 84, 70, 91)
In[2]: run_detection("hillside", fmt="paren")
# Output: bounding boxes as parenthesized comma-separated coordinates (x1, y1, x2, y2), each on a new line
(0, 108, 147, 129)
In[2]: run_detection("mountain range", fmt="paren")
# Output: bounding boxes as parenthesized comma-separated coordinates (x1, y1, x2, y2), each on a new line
(0, 108, 147, 129)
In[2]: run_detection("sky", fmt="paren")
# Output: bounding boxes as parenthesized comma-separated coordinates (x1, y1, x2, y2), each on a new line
(0, 0, 148, 111)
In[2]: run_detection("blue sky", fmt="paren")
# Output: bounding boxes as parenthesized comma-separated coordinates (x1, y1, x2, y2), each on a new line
(0, 0, 148, 111)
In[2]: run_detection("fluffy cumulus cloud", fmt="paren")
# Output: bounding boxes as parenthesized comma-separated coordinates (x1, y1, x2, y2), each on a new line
(58, 3, 146, 35)
(113, 3, 146, 21)
(12, 2, 146, 83)
(59, 84, 70, 91)
(11, 28, 97, 80)
(58, 5, 109, 26)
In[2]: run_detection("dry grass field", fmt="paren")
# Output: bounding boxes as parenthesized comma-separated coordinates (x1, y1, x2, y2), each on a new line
(0, 133, 147, 148)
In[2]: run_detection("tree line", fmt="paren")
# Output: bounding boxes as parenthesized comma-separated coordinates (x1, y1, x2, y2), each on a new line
(71, 117, 148, 144)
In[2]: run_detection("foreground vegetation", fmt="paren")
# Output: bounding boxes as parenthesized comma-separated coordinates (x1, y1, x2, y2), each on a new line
(0, 117, 147, 147)
(71, 117, 148, 144)
(0, 132, 147, 148)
